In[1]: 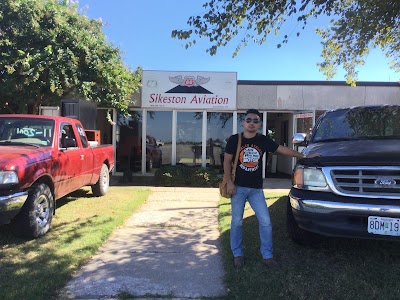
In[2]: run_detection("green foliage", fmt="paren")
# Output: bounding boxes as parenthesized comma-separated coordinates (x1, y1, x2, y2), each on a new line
(154, 165, 191, 186)
(0, 0, 141, 114)
(155, 165, 220, 187)
(192, 166, 220, 187)
(172, 0, 399, 84)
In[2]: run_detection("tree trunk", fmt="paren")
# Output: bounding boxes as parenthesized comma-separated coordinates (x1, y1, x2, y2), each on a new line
(28, 97, 43, 115)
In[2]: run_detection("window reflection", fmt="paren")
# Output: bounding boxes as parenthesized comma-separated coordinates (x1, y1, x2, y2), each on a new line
(296, 116, 313, 135)
(116, 110, 261, 173)
(116, 111, 142, 173)
(176, 112, 202, 166)
(146, 111, 172, 172)
(207, 112, 233, 170)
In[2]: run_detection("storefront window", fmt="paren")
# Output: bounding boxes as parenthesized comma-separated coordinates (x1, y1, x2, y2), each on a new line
(316, 110, 326, 123)
(295, 111, 325, 136)
(176, 112, 202, 166)
(116, 111, 142, 173)
(296, 116, 313, 135)
(146, 111, 172, 172)
(207, 112, 233, 170)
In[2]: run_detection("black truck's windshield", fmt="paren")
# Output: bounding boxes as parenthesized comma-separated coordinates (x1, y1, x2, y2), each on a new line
(312, 106, 400, 143)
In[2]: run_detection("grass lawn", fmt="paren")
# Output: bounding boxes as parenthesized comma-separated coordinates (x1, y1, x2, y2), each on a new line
(2, 186, 400, 300)
(0, 186, 150, 300)
(219, 191, 400, 300)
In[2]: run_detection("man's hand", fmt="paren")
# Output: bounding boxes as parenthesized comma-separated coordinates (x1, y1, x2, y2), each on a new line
(227, 181, 236, 196)
(304, 153, 321, 158)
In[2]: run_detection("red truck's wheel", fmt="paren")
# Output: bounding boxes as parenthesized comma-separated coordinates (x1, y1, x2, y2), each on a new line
(12, 183, 54, 238)
(92, 164, 110, 196)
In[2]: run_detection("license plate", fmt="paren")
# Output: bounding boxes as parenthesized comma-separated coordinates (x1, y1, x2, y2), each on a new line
(368, 216, 400, 236)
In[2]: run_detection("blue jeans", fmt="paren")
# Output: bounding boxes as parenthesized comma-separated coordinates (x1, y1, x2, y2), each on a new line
(230, 185, 273, 259)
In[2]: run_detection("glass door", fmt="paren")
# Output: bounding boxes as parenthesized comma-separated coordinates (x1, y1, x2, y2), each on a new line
(176, 112, 202, 166)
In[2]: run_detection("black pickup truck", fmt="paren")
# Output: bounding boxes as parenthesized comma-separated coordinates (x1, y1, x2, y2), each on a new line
(288, 105, 400, 243)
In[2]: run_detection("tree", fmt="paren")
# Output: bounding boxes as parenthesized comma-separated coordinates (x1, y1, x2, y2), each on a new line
(0, 0, 141, 114)
(172, 0, 399, 84)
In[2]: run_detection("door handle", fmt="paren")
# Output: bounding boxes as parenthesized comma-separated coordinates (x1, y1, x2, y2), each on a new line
(80, 154, 84, 160)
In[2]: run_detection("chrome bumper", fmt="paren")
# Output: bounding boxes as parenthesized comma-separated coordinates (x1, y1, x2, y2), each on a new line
(0, 191, 28, 224)
(289, 195, 400, 215)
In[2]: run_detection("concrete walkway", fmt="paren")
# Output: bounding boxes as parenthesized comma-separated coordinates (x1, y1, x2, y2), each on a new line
(61, 187, 227, 299)
(61, 178, 291, 300)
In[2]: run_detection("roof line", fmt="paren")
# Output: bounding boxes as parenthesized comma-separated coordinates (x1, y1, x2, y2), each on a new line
(237, 80, 400, 87)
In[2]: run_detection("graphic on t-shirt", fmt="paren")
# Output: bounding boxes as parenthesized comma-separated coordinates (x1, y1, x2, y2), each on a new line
(239, 145, 261, 171)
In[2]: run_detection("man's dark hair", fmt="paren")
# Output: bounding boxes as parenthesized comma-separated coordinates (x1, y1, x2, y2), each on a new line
(245, 109, 261, 118)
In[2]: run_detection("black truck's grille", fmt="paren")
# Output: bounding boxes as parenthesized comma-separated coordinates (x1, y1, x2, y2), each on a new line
(328, 167, 400, 198)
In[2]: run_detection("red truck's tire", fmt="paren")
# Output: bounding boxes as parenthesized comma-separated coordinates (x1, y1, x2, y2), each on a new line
(12, 183, 54, 238)
(92, 164, 110, 197)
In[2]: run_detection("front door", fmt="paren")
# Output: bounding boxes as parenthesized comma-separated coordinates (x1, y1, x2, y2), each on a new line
(53, 123, 83, 198)
(75, 123, 95, 184)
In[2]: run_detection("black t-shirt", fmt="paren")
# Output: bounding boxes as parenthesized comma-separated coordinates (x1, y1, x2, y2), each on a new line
(225, 133, 279, 189)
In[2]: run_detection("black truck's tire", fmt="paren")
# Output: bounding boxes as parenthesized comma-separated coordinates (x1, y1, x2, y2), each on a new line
(286, 198, 317, 245)
(91, 164, 110, 197)
(12, 183, 54, 238)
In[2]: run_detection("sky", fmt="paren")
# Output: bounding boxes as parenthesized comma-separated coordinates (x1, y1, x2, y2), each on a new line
(77, 0, 399, 82)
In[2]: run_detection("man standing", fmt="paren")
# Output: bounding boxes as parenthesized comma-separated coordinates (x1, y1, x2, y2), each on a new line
(223, 109, 318, 268)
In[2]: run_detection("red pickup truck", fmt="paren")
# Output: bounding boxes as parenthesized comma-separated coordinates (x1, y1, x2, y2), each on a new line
(0, 114, 115, 238)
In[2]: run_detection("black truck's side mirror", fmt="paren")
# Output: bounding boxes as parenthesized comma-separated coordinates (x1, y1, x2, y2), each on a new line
(292, 133, 307, 146)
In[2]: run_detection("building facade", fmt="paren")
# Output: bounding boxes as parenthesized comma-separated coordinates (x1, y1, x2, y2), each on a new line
(113, 71, 399, 178)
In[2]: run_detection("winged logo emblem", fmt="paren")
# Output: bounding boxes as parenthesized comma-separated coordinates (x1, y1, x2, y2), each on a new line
(169, 75, 210, 87)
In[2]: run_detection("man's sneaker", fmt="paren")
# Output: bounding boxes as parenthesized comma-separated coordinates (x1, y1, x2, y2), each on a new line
(234, 256, 244, 268)
(263, 258, 279, 268)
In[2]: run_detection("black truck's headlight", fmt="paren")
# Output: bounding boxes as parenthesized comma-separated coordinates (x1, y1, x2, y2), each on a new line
(293, 166, 330, 191)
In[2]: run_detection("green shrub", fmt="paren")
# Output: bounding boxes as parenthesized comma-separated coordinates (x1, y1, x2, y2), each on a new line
(154, 165, 220, 187)
(154, 165, 190, 186)
(191, 167, 220, 187)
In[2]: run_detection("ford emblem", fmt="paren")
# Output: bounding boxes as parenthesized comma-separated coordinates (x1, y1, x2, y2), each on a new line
(374, 178, 397, 186)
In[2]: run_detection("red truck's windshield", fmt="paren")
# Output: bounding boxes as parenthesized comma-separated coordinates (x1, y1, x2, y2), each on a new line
(0, 117, 55, 147)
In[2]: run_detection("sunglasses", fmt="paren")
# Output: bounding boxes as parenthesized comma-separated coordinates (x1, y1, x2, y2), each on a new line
(245, 118, 261, 124)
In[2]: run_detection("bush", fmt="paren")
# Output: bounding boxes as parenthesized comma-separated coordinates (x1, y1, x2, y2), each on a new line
(154, 165, 220, 187)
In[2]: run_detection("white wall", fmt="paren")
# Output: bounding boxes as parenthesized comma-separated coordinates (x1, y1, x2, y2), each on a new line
(39, 106, 60, 116)
(237, 82, 400, 111)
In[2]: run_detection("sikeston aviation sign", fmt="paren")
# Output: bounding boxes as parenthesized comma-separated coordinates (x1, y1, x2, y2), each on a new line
(142, 70, 237, 111)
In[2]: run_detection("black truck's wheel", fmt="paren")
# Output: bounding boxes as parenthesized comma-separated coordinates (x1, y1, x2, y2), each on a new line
(92, 164, 110, 196)
(286, 198, 317, 245)
(12, 183, 54, 238)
